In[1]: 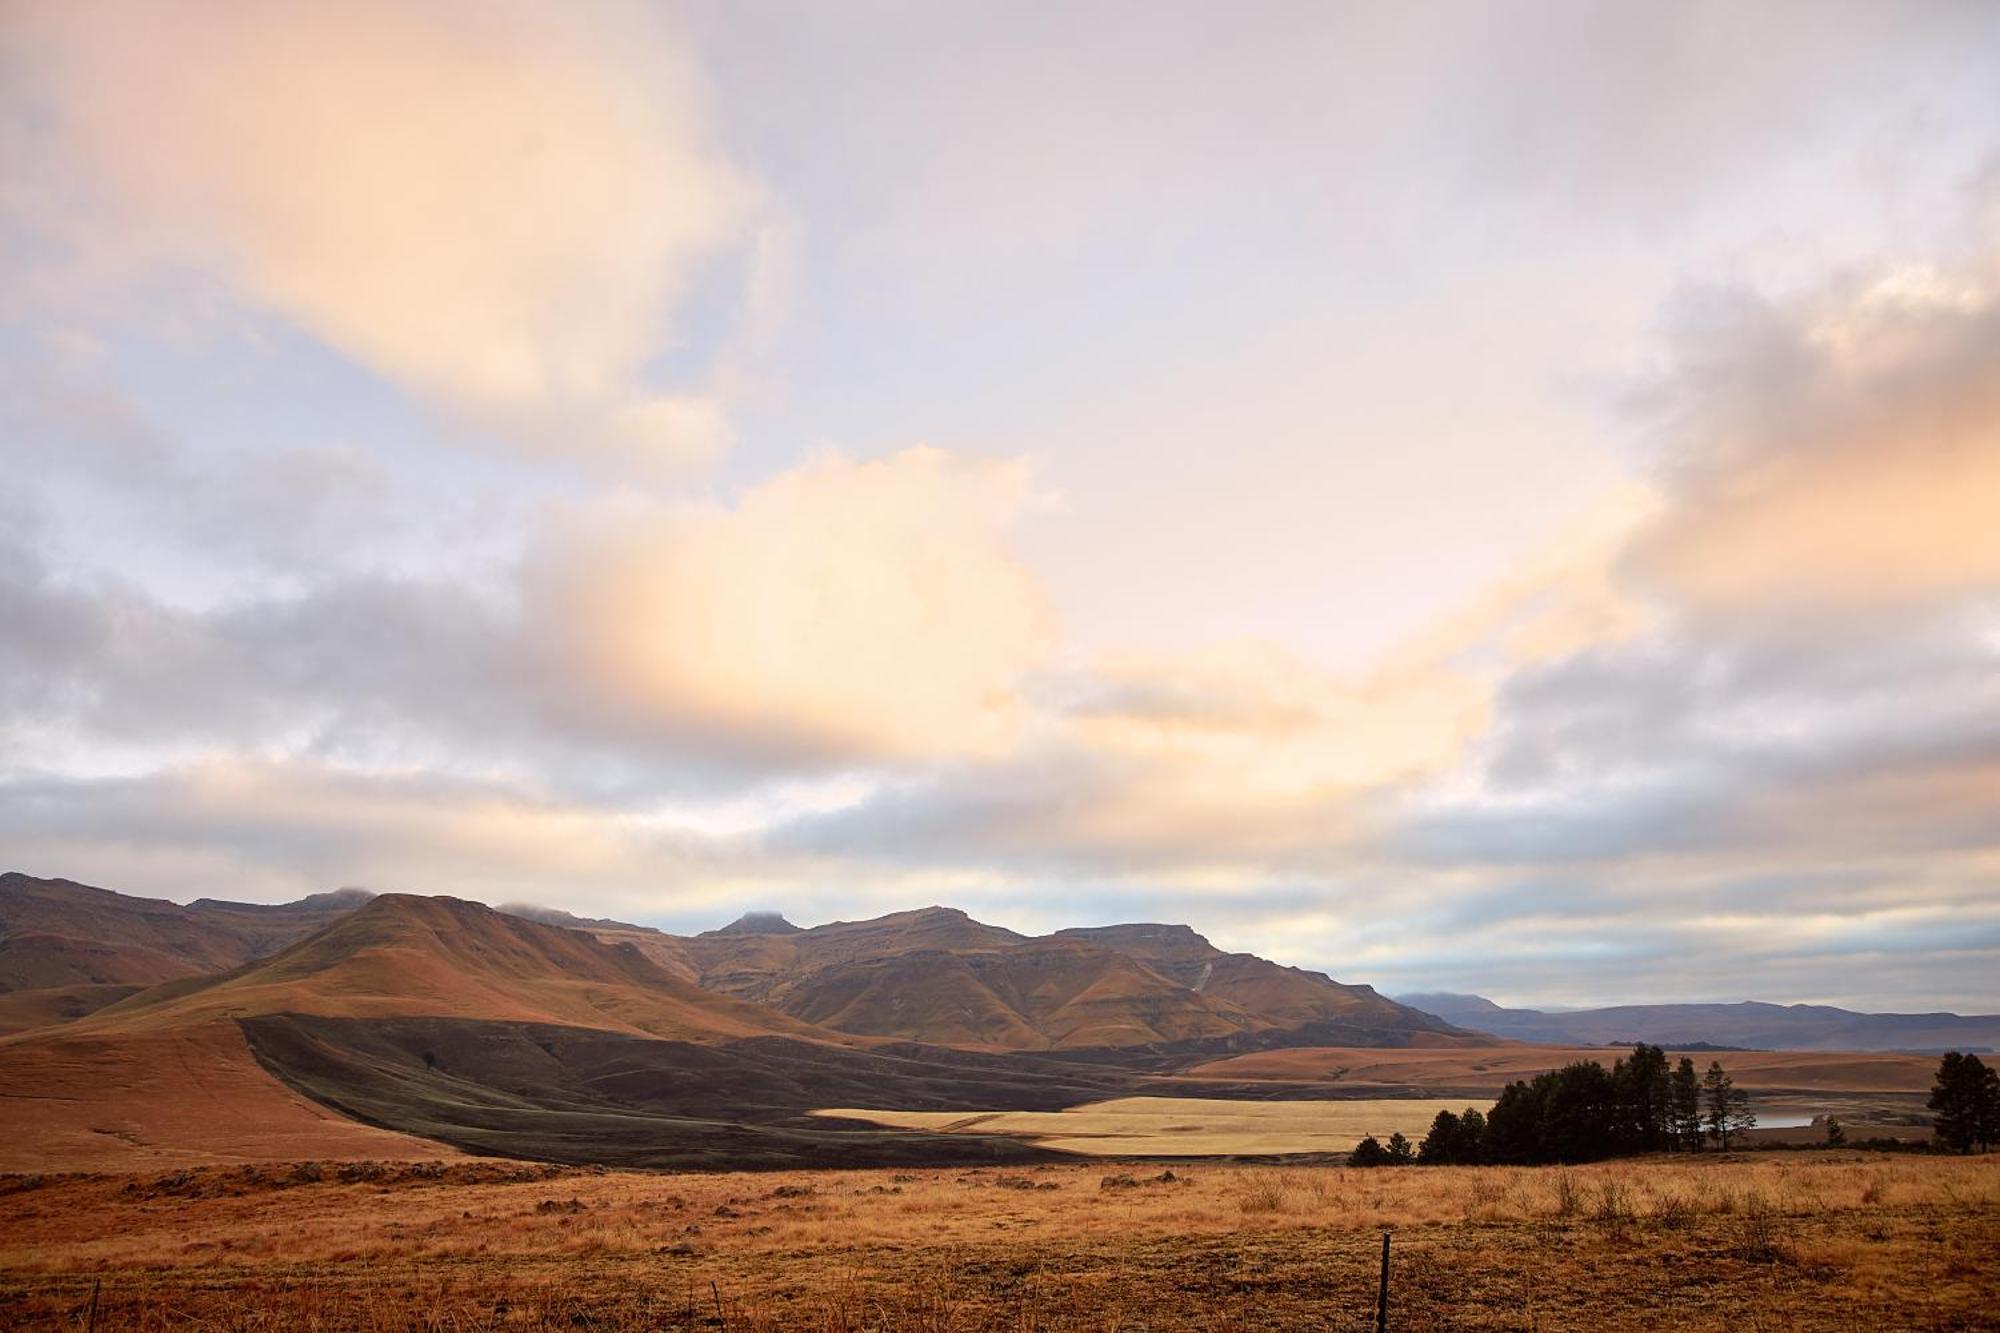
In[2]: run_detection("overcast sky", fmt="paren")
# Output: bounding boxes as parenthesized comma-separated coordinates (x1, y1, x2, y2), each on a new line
(4, 0, 1998, 1010)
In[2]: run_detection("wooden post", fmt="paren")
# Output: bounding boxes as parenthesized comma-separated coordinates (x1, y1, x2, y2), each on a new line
(86, 1278, 100, 1333)
(1375, 1232, 1390, 1332)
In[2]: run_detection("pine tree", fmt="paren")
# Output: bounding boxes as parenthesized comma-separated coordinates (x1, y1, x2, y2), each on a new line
(1386, 1131, 1415, 1164)
(1930, 1052, 1977, 1153)
(1701, 1061, 1742, 1149)
(1350, 1135, 1389, 1167)
(1930, 1052, 2000, 1153)
(1613, 1043, 1672, 1152)
(1418, 1110, 1461, 1164)
(1977, 1058, 2000, 1153)
(1724, 1084, 1756, 1145)
(1457, 1107, 1488, 1164)
(1670, 1056, 1703, 1151)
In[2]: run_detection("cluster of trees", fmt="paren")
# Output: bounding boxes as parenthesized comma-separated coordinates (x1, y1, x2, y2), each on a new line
(1352, 1046, 2000, 1167)
(1929, 1052, 2000, 1153)
(1350, 1046, 1757, 1167)
(1348, 1131, 1412, 1166)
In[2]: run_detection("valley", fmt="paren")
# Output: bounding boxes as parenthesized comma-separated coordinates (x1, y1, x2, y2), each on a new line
(0, 874, 1969, 1173)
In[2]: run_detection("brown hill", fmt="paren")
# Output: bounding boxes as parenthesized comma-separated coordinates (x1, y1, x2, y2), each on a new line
(0, 1023, 452, 1171)
(78, 893, 832, 1043)
(0, 872, 370, 997)
(1053, 923, 1428, 1032)
(567, 907, 1459, 1052)
(0, 893, 841, 1171)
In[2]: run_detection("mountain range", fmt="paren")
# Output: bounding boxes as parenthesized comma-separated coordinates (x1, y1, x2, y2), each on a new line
(1398, 992, 2000, 1054)
(0, 873, 1458, 1171)
(3, 872, 1987, 1172)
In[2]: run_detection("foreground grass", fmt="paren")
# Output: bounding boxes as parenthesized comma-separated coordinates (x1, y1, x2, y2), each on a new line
(0, 1153, 1993, 1329)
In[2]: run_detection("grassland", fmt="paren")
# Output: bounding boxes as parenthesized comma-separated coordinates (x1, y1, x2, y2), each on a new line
(1185, 1044, 1940, 1095)
(816, 1096, 1475, 1156)
(0, 1152, 1992, 1329)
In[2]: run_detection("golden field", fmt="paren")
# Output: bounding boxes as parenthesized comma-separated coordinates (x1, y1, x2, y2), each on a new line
(1184, 1044, 1941, 1094)
(0, 1152, 1993, 1329)
(816, 1096, 1475, 1156)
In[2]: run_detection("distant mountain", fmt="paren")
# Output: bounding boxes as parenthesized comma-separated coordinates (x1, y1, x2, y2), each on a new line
(1398, 992, 2000, 1053)
(84, 893, 827, 1044)
(613, 907, 1458, 1051)
(0, 873, 371, 1027)
(705, 911, 802, 937)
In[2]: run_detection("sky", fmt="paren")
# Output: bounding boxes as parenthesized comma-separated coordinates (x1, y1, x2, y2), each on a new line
(3, 0, 1998, 1011)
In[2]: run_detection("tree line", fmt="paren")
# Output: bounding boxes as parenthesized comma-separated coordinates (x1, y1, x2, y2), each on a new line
(1350, 1047, 2000, 1166)
(1351, 1045, 1755, 1166)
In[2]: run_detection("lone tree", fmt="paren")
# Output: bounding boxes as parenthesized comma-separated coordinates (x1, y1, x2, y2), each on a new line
(1929, 1052, 2000, 1153)
(1701, 1061, 1755, 1149)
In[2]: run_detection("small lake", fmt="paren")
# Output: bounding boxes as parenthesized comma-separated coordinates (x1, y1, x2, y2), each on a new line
(1756, 1114, 1820, 1129)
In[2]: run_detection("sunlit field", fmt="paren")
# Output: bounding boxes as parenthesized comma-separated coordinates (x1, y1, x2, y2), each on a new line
(2, 1152, 1993, 1329)
(816, 1096, 1473, 1156)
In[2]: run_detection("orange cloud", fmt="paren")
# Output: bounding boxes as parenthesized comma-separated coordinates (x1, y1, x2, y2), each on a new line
(15, 0, 751, 467)
(1631, 267, 2000, 610)
(535, 448, 1053, 762)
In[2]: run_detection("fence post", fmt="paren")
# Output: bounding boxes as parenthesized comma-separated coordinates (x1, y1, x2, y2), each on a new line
(1375, 1231, 1390, 1332)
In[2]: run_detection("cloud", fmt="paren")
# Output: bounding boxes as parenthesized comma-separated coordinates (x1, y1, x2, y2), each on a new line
(0, 759, 746, 913)
(0, 446, 1053, 784)
(10, 0, 753, 467)
(1626, 263, 2000, 610)
(529, 447, 1053, 762)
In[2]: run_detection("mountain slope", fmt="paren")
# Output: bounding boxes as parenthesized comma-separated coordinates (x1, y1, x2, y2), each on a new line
(564, 907, 1461, 1051)
(0, 873, 369, 994)
(0, 892, 845, 1170)
(80, 893, 833, 1043)
(1399, 992, 2000, 1052)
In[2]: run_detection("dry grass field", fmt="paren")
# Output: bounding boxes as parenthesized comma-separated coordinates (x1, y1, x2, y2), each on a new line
(0, 1152, 1993, 1329)
(816, 1096, 1474, 1155)
(1185, 1044, 1941, 1095)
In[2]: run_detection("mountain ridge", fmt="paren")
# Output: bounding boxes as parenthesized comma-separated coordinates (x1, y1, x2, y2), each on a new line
(1399, 992, 2000, 1053)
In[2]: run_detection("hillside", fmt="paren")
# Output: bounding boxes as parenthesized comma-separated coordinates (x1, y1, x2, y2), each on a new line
(0, 873, 369, 994)
(78, 893, 830, 1043)
(1400, 993, 2000, 1053)
(567, 907, 1462, 1051)
(0, 893, 844, 1170)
